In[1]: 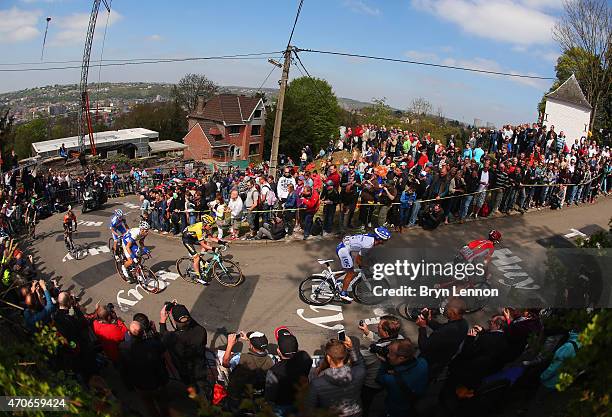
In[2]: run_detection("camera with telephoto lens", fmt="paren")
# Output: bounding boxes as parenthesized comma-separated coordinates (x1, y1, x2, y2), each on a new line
(369, 342, 390, 357)
(164, 301, 176, 312)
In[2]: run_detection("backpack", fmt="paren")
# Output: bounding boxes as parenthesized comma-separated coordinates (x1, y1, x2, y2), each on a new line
(311, 217, 323, 236)
(265, 188, 278, 207)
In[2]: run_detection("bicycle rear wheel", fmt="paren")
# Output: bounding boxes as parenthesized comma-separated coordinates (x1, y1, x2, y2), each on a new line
(176, 257, 197, 284)
(299, 276, 335, 306)
(464, 281, 492, 314)
(212, 260, 244, 287)
(139, 267, 160, 294)
(353, 277, 390, 305)
(114, 254, 130, 283)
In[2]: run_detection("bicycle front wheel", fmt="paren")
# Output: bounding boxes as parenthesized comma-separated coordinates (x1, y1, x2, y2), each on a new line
(212, 260, 244, 287)
(353, 277, 390, 305)
(464, 281, 492, 314)
(299, 276, 335, 306)
(139, 267, 160, 294)
(176, 257, 197, 283)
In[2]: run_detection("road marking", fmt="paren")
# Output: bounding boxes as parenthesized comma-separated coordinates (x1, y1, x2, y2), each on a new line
(123, 202, 140, 210)
(62, 244, 109, 262)
(296, 304, 344, 330)
(62, 253, 73, 262)
(78, 220, 103, 227)
(564, 228, 586, 239)
(116, 270, 180, 312)
(493, 248, 540, 290)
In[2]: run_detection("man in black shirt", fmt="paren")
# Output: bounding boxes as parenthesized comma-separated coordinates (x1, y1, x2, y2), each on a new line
(265, 327, 312, 415)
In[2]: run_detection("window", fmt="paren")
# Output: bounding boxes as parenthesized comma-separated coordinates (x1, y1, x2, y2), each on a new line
(234, 147, 241, 157)
(584, 124, 588, 132)
(251, 125, 261, 136)
(249, 143, 260, 155)
(228, 126, 240, 135)
(544, 113, 548, 121)
(253, 109, 262, 119)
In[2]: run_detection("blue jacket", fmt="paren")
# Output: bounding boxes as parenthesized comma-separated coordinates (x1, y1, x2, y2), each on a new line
(400, 191, 416, 209)
(376, 358, 428, 416)
(24, 289, 55, 332)
(284, 192, 298, 209)
(540, 331, 580, 389)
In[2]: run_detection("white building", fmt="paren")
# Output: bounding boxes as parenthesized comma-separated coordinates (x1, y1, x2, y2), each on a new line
(543, 74, 592, 147)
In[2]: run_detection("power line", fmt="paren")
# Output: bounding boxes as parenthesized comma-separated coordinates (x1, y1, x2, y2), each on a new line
(292, 50, 331, 105)
(0, 52, 284, 72)
(296, 48, 555, 80)
(286, 0, 305, 48)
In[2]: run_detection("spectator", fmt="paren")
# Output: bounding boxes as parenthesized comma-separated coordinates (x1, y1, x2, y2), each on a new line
(253, 215, 286, 240)
(416, 297, 469, 378)
(420, 203, 445, 230)
(320, 180, 340, 235)
(307, 337, 365, 417)
(227, 189, 244, 240)
(244, 179, 260, 239)
(92, 303, 127, 364)
(540, 330, 580, 389)
(358, 315, 403, 417)
(23, 279, 55, 333)
(283, 184, 298, 237)
(299, 185, 320, 240)
(376, 339, 428, 417)
(265, 327, 313, 415)
(159, 303, 209, 394)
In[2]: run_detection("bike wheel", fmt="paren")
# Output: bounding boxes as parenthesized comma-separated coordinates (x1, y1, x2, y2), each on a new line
(298, 276, 335, 306)
(176, 257, 197, 284)
(108, 238, 115, 254)
(139, 267, 161, 294)
(353, 277, 390, 305)
(464, 281, 492, 314)
(115, 255, 130, 283)
(212, 260, 244, 287)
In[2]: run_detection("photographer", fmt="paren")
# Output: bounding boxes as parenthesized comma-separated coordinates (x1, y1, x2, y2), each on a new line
(358, 315, 403, 417)
(159, 302, 209, 395)
(376, 339, 428, 417)
(23, 279, 55, 333)
(91, 303, 127, 365)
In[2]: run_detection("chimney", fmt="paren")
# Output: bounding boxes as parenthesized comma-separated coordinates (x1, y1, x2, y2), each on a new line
(196, 96, 205, 113)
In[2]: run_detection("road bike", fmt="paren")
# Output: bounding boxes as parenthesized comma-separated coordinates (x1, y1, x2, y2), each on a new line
(107, 237, 124, 261)
(175, 245, 244, 287)
(298, 259, 391, 306)
(25, 211, 37, 239)
(64, 228, 84, 260)
(111, 248, 160, 293)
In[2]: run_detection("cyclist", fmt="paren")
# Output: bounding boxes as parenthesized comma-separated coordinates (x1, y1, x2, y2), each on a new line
(335, 226, 391, 302)
(24, 197, 37, 228)
(109, 209, 129, 259)
(457, 229, 502, 274)
(63, 205, 77, 250)
(121, 221, 151, 282)
(182, 214, 225, 284)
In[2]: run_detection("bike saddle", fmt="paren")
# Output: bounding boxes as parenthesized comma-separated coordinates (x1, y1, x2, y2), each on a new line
(317, 259, 335, 265)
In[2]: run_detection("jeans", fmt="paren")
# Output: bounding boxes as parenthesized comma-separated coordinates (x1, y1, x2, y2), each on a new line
(460, 195, 474, 219)
(189, 213, 197, 225)
(399, 206, 411, 226)
(283, 210, 296, 235)
(303, 213, 314, 238)
(567, 185, 578, 204)
(492, 190, 504, 213)
(408, 200, 421, 226)
(150, 211, 160, 230)
(323, 204, 336, 233)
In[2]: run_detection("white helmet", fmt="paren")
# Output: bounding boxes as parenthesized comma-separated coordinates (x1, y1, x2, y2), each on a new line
(139, 221, 150, 230)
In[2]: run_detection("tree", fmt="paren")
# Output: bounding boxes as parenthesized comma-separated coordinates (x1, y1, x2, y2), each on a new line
(0, 108, 15, 156)
(113, 102, 187, 141)
(409, 97, 433, 116)
(263, 76, 340, 159)
(14, 118, 48, 159)
(361, 97, 398, 126)
(172, 73, 219, 113)
(552, 0, 612, 133)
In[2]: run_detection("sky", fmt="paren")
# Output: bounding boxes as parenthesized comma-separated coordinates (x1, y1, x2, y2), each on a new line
(0, 0, 567, 126)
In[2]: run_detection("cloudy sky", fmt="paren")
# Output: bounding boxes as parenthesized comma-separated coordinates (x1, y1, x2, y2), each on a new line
(0, 0, 565, 125)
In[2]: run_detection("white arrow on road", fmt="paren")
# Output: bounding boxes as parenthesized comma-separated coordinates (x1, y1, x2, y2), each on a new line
(564, 228, 586, 239)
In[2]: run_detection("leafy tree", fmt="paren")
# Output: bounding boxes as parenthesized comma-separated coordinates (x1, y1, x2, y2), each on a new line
(172, 73, 219, 113)
(263, 76, 340, 159)
(113, 101, 187, 141)
(14, 118, 48, 159)
(361, 97, 399, 126)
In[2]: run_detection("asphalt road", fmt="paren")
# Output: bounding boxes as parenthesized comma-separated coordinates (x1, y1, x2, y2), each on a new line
(29, 196, 612, 354)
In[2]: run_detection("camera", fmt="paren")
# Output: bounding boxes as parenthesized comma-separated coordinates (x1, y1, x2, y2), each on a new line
(369, 343, 390, 357)
(106, 302, 114, 311)
(164, 301, 176, 312)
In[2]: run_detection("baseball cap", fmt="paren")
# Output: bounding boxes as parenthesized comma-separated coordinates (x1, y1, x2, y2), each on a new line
(420, 171, 427, 177)
(274, 326, 298, 356)
(247, 331, 268, 350)
(171, 304, 190, 322)
(298, 175, 305, 181)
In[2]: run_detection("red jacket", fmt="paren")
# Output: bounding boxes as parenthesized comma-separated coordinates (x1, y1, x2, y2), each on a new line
(300, 191, 320, 214)
(326, 172, 341, 188)
(93, 319, 127, 363)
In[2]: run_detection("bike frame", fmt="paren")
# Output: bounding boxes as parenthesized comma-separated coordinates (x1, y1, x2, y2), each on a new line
(312, 263, 364, 292)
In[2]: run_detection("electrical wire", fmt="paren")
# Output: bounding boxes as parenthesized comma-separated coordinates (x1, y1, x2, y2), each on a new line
(286, 0, 305, 48)
(292, 50, 332, 105)
(296, 48, 555, 80)
(0, 52, 284, 72)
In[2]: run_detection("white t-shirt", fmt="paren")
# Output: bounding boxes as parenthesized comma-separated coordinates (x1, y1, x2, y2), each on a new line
(277, 176, 296, 200)
(478, 171, 489, 192)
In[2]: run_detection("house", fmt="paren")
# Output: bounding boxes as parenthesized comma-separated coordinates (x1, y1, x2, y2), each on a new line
(543, 74, 592, 146)
(183, 94, 265, 161)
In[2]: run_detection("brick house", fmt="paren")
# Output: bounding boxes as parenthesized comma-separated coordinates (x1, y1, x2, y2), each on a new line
(183, 94, 266, 161)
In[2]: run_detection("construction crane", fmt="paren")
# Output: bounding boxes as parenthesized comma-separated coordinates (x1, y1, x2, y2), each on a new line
(77, 0, 111, 162)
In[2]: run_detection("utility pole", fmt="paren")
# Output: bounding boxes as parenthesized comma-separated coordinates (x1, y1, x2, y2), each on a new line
(269, 46, 292, 179)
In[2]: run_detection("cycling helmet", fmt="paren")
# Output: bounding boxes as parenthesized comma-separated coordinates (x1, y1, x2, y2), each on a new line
(139, 221, 150, 230)
(202, 214, 215, 226)
(489, 229, 502, 243)
(374, 226, 391, 241)
(114, 209, 124, 217)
